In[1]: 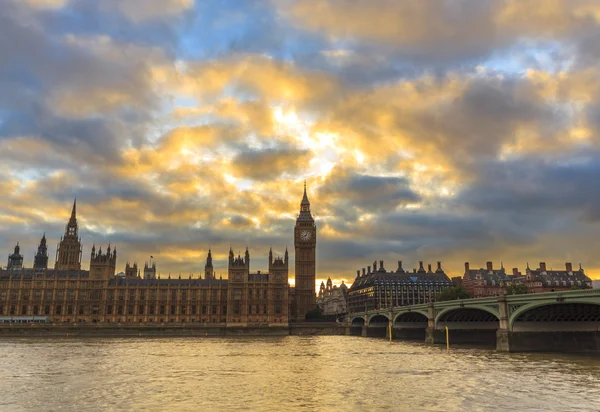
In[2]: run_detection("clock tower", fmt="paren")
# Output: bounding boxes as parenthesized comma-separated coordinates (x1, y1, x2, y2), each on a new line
(294, 182, 317, 320)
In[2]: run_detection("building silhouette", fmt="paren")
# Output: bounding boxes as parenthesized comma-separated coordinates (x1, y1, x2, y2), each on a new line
(0, 186, 311, 326)
(294, 182, 317, 320)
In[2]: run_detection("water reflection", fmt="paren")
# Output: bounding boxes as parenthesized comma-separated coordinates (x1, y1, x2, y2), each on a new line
(0, 336, 599, 411)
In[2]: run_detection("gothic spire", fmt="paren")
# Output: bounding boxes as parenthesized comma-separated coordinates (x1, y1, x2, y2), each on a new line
(70, 198, 76, 221)
(301, 180, 310, 206)
(206, 248, 213, 267)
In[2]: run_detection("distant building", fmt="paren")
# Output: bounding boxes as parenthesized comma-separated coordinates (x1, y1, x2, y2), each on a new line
(462, 261, 592, 298)
(0, 189, 309, 326)
(451, 276, 463, 288)
(317, 278, 348, 316)
(462, 262, 519, 297)
(348, 260, 452, 313)
(525, 262, 591, 292)
(593, 280, 600, 289)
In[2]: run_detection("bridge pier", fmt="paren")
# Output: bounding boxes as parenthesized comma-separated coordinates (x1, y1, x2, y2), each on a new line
(361, 325, 367, 337)
(497, 330, 600, 353)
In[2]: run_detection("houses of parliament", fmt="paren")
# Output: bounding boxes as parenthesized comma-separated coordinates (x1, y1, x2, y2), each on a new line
(0, 186, 318, 325)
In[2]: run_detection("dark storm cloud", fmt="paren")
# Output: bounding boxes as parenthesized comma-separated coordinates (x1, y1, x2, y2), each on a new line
(318, 167, 421, 212)
(459, 155, 600, 221)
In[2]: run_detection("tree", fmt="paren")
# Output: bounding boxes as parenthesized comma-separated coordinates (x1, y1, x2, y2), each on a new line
(504, 283, 529, 295)
(435, 287, 471, 302)
(304, 305, 323, 320)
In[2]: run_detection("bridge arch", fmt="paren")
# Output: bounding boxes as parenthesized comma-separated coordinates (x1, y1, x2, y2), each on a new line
(350, 316, 365, 326)
(509, 301, 600, 331)
(367, 314, 389, 326)
(435, 305, 500, 328)
(393, 311, 429, 325)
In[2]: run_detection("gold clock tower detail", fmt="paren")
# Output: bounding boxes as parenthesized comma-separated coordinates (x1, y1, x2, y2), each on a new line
(294, 182, 317, 320)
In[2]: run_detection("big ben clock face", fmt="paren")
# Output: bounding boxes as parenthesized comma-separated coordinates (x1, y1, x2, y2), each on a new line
(300, 230, 312, 241)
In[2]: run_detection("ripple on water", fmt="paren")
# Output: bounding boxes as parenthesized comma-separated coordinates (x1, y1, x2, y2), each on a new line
(0, 336, 599, 412)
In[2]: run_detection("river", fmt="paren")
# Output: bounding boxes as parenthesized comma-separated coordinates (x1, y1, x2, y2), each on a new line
(0, 336, 599, 411)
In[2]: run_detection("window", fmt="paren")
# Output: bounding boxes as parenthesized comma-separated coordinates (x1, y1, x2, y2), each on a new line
(170, 305, 176, 315)
(55, 305, 61, 315)
(181, 306, 186, 315)
(128, 306, 134, 315)
(275, 305, 281, 315)
(233, 301, 240, 315)
(44, 306, 50, 315)
(138, 305, 144, 315)
(107, 305, 113, 315)
(67, 305, 73, 315)
(211, 305, 217, 315)
(202, 305, 207, 315)
(117, 306, 123, 315)
(79, 305, 84, 315)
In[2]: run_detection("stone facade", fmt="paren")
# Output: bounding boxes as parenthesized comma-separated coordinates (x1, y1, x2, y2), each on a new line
(348, 260, 453, 313)
(317, 278, 348, 316)
(0, 191, 308, 326)
(462, 261, 592, 298)
(54, 199, 82, 271)
(293, 182, 317, 320)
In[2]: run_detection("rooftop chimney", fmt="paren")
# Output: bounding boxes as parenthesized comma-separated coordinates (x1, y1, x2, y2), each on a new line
(427, 264, 432, 273)
(362, 268, 366, 276)
(565, 262, 572, 272)
(512, 268, 519, 277)
(464, 262, 470, 273)
(437, 261, 442, 272)
(379, 260, 384, 271)
(486, 261, 493, 271)
(367, 266, 371, 274)
(539, 262, 547, 272)
(398, 261, 403, 272)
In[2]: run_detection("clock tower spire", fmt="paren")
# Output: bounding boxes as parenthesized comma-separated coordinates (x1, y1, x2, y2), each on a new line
(294, 181, 317, 320)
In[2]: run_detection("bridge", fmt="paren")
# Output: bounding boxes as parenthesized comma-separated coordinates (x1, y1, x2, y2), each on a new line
(345, 289, 600, 352)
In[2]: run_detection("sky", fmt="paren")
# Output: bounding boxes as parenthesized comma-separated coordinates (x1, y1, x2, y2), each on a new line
(2, 0, 600, 288)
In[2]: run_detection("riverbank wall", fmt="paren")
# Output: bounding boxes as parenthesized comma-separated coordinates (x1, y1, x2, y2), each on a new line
(0, 322, 345, 338)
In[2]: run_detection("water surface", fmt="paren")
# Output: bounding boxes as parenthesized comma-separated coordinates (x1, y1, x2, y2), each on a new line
(1, 336, 599, 411)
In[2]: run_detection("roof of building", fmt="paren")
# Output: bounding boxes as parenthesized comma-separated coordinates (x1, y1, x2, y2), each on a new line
(526, 269, 591, 287)
(0, 268, 90, 279)
(350, 269, 452, 291)
(108, 277, 228, 287)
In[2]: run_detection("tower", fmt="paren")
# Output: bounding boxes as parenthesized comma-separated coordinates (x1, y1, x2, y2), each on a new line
(89, 244, 117, 280)
(54, 199, 82, 270)
(7, 243, 23, 270)
(226, 247, 250, 326)
(144, 260, 156, 279)
(33, 233, 49, 270)
(205, 249, 214, 280)
(125, 262, 138, 278)
(294, 181, 317, 320)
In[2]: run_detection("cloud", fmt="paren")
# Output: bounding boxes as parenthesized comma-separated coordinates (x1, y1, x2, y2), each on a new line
(2, 0, 600, 282)
(230, 147, 312, 181)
